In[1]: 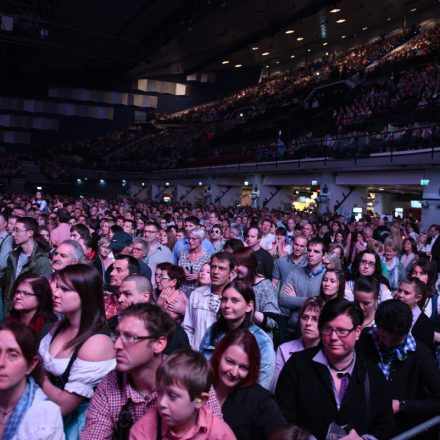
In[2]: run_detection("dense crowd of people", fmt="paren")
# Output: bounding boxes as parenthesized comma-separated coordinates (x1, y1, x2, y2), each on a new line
(0, 190, 439, 439)
(36, 24, 440, 174)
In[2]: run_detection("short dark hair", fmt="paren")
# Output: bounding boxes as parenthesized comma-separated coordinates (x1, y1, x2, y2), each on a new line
(145, 221, 160, 231)
(211, 251, 235, 270)
(354, 276, 379, 299)
(308, 237, 327, 254)
(318, 298, 364, 330)
(121, 303, 175, 340)
(184, 216, 199, 226)
(224, 238, 244, 253)
(71, 224, 91, 239)
(157, 262, 173, 272)
(16, 217, 38, 238)
(165, 265, 185, 288)
(57, 209, 70, 223)
(157, 349, 212, 400)
(115, 254, 140, 275)
(375, 299, 412, 336)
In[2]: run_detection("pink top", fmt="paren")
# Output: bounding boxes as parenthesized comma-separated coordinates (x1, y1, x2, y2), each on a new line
(157, 288, 188, 321)
(50, 223, 71, 247)
(130, 406, 237, 440)
(273, 338, 305, 392)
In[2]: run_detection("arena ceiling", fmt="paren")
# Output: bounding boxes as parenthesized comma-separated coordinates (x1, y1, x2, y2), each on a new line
(0, 0, 437, 80)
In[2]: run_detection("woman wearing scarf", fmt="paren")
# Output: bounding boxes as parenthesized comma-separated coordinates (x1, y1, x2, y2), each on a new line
(0, 322, 64, 440)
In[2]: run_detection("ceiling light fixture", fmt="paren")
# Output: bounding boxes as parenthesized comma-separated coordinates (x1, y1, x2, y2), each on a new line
(307, 48, 311, 52)
(262, 52, 270, 56)
(221, 60, 230, 64)
(410, 8, 416, 12)
(330, 8, 341, 13)
(251, 46, 259, 50)
(235, 64, 242, 68)
(323, 42, 328, 46)
(386, 17, 391, 21)
(276, 61, 280, 64)
(336, 18, 346, 23)
(285, 29, 294, 34)
(296, 36, 304, 41)
(362, 26, 368, 30)
(290, 54, 295, 58)
(341, 35, 346, 39)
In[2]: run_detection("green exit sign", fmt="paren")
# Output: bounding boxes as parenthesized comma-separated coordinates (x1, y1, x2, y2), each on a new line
(420, 179, 430, 186)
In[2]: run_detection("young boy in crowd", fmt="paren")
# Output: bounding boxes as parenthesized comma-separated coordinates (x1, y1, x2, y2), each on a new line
(129, 349, 236, 440)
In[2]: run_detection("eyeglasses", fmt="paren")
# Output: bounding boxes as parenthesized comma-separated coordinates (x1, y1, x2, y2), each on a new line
(12, 228, 29, 233)
(211, 230, 221, 234)
(14, 290, 37, 298)
(188, 237, 200, 241)
(144, 230, 158, 234)
(157, 275, 170, 280)
(114, 331, 156, 345)
(360, 259, 375, 268)
(300, 314, 319, 323)
(321, 326, 355, 338)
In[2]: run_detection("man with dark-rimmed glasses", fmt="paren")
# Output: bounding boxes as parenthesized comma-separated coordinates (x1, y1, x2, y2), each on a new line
(81, 303, 219, 439)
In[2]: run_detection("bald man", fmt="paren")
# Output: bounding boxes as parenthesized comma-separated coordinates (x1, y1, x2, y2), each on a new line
(107, 274, 189, 354)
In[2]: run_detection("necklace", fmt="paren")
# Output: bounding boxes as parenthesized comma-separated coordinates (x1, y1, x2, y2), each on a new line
(328, 357, 355, 379)
(0, 406, 15, 425)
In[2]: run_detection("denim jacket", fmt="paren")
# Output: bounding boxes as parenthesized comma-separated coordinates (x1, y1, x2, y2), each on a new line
(199, 323, 276, 390)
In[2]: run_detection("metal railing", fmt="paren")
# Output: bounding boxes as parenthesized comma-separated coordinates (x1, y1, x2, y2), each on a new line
(390, 416, 440, 440)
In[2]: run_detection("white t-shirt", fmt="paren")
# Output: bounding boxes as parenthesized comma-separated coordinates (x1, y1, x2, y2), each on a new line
(260, 233, 275, 250)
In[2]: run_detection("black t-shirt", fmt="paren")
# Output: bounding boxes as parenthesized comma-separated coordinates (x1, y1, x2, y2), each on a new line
(222, 384, 286, 440)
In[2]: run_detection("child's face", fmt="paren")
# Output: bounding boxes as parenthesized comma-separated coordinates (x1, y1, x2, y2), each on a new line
(157, 382, 201, 430)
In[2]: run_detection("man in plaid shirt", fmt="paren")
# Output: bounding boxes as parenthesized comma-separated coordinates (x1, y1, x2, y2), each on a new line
(81, 303, 220, 439)
(357, 299, 440, 437)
